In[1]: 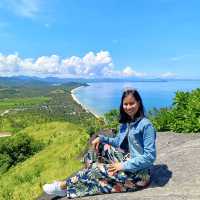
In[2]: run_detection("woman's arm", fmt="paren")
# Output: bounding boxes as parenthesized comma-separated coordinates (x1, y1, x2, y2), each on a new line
(121, 123, 156, 172)
(98, 133, 120, 148)
(98, 124, 124, 148)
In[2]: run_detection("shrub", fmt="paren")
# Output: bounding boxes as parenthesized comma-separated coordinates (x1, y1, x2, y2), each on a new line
(148, 88, 200, 133)
(0, 133, 44, 174)
(148, 107, 173, 131)
(83, 117, 105, 136)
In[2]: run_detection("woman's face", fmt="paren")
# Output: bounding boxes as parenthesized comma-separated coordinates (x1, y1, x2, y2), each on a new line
(123, 94, 140, 119)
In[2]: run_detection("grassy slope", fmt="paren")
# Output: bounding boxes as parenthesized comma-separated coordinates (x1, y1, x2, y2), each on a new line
(0, 122, 89, 200)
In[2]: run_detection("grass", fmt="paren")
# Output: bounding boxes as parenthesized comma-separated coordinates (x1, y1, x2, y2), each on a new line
(0, 121, 89, 200)
(0, 96, 50, 110)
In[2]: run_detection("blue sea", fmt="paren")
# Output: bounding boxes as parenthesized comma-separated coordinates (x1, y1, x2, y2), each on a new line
(73, 80, 200, 117)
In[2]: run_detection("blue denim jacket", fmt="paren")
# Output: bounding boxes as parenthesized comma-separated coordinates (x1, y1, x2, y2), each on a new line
(99, 117, 156, 172)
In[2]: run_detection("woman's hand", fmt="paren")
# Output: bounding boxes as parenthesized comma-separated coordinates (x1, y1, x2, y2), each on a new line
(108, 162, 123, 175)
(91, 137, 100, 151)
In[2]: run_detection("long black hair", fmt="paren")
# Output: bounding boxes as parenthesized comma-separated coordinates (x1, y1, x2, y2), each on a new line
(119, 88, 145, 123)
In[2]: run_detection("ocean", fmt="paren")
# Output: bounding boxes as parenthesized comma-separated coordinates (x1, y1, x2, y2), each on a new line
(72, 80, 200, 117)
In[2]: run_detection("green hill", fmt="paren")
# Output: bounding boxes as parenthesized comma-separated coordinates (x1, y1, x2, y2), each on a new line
(0, 122, 89, 200)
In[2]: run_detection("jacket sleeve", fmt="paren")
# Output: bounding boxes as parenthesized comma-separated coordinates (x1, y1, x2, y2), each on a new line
(122, 123, 156, 172)
(98, 125, 123, 148)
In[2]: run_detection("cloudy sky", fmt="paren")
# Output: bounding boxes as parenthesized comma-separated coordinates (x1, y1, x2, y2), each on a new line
(0, 0, 200, 79)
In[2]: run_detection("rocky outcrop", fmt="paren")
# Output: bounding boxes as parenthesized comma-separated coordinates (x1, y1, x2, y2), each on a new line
(38, 132, 200, 200)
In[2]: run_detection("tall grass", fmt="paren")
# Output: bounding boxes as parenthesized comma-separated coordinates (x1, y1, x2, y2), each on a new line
(0, 122, 89, 200)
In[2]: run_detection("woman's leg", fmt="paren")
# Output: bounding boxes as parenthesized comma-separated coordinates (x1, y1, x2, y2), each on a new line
(64, 162, 150, 198)
(63, 144, 147, 198)
(65, 144, 129, 198)
(64, 163, 115, 198)
(43, 164, 150, 198)
(43, 144, 150, 198)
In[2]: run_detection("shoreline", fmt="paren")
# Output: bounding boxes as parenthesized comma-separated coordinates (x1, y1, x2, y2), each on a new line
(71, 86, 101, 119)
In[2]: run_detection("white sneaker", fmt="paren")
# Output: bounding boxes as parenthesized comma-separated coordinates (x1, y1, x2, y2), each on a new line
(43, 181, 67, 197)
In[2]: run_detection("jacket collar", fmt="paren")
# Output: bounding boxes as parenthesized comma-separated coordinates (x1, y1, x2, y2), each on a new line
(129, 116, 143, 125)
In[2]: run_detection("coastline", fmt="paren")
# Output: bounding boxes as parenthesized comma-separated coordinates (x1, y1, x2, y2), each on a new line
(71, 86, 101, 119)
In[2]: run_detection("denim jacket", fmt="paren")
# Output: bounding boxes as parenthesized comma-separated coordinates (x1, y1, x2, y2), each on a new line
(99, 117, 156, 173)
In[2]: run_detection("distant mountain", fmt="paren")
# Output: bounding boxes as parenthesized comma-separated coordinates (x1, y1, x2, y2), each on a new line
(0, 75, 170, 86)
(0, 76, 50, 87)
(0, 76, 91, 88)
(1, 75, 199, 87)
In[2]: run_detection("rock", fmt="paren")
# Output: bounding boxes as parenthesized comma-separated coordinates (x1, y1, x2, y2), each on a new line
(38, 132, 200, 200)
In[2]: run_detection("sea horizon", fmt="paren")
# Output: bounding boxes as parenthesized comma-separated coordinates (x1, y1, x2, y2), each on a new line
(71, 80, 200, 117)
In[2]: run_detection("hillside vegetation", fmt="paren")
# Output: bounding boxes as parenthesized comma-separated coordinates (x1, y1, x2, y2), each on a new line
(0, 79, 101, 200)
(0, 122, 89, 200)
(148, 88, 200, 133)
(0, 82, 100, 134)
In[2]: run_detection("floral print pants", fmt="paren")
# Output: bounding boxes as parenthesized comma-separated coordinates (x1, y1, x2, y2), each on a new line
(65, 143, 150, 198)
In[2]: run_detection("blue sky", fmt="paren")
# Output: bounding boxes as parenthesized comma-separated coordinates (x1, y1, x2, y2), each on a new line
(0, 0, 200, 79)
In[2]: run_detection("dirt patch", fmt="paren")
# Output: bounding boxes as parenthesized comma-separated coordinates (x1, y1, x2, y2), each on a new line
(0, 131, 12, 137)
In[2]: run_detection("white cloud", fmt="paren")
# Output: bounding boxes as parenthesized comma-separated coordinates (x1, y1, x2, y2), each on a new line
(34, 55, 60, 73)
(170, 55, 186, 61)
(61, 56, 82, 75)
(112, 39, 119, 44)
(170, 54, 196, 61)
(122, 66, 147, 77)
(0, 51, 173, 79)
(1, 0, 41, 18)
(0, 53, 21, 73)
(61, 51, 113, 77)
(0, 51, 114, 77)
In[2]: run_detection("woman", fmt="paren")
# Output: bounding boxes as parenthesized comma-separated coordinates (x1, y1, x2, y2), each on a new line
(43, 88, 156, 198)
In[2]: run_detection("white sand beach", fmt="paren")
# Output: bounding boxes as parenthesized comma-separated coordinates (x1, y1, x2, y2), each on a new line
(71, 86, 101, 119)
